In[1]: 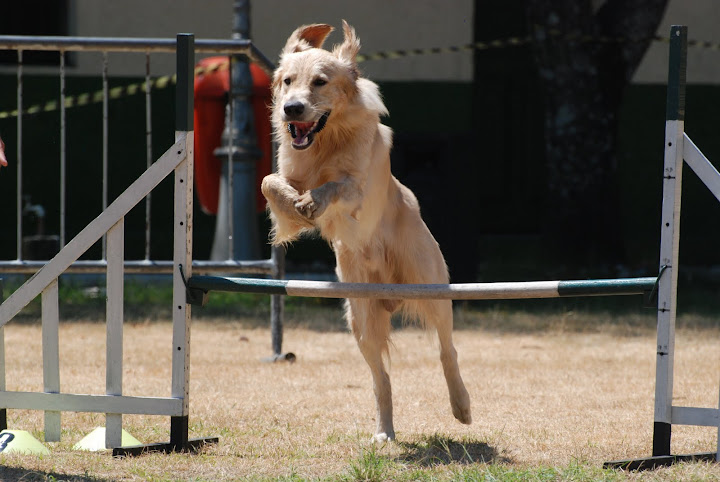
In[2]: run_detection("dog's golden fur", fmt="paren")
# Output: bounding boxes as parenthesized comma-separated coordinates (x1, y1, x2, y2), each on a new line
(261, 21, 471, 442)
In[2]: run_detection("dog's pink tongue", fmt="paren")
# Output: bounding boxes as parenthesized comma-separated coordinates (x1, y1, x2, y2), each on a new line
(292, 122, 314, 140)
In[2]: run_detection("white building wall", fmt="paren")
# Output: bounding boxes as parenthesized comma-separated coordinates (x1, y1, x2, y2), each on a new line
(67, 0, 474, 81)
(633, 0, 720, 84)
(251, 0, 474, 82)
(46, 0, 720, 84)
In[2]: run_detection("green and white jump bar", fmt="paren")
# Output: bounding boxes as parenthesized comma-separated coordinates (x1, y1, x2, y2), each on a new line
(187, 275, 657, 305)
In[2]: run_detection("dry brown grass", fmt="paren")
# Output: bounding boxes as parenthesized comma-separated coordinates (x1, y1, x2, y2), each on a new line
(1, 306, 720, 480)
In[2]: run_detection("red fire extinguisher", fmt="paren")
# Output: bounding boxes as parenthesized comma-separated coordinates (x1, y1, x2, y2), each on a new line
(193, 56, 272, 215)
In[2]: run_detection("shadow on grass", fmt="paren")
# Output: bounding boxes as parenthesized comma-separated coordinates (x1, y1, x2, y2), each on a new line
(0, 465, 111, 482)
(396, 435, 511, 466)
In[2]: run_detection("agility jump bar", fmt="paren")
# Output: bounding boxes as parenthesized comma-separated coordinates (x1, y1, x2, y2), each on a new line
(187, 275, 657, 305)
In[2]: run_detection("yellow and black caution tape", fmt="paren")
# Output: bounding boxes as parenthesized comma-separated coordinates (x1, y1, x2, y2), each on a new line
(0, 60, 228, 120)
(0, 75, 176, 119)
(0, 32, 718, 120)
(357, 36, 531, 62)
(356, 30, 720, 61)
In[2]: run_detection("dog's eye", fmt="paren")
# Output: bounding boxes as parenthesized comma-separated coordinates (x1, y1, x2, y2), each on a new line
(283, 78, 291, 86)
(313, 78, 328, 87)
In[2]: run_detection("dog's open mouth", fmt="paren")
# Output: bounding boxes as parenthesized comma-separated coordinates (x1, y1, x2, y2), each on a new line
(287, 111, 330, 150)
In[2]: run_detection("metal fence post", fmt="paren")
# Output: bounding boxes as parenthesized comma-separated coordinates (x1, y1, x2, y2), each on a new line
(210, 0, 262, 261)
(0, 278, 5, 431)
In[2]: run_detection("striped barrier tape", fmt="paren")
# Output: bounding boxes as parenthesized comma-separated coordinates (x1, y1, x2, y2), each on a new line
(0, 60, 227, 120)
(0, 32, 718, 120)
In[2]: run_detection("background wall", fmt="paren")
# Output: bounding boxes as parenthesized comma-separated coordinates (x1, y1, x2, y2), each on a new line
(52, 0, 720, 84)
(634, 0, 720, 84)
(56, 0, 474, 81)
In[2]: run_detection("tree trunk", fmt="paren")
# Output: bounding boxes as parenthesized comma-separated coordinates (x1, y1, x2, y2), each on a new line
(526, 0, 668, 271)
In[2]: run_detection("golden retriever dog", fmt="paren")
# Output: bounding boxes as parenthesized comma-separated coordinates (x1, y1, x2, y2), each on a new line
(261, 21, 471, 442)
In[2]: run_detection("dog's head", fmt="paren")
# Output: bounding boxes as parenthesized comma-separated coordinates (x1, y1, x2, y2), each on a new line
(272, 20, 361, 150)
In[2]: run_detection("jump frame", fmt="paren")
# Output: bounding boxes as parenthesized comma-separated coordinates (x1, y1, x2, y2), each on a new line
(0, 26, 717, 467)
(188, 25, 720, 470)
(0, 34, 217, 456)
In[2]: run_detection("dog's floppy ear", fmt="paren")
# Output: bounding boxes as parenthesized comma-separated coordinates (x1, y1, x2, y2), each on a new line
(282, 24, 334, 55)
(334, 20, 361, 78)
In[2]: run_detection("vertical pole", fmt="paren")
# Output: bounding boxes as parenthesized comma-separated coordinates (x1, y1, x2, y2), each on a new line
(42, 279, 61, 442)
(227, 91, 234, 261)
(653, 25, 687, 457)
(717, 381, 720, 461)
(145, 52, 153, 261)
(233, 0, 260, 260)
(16, 51, 23, 261)
(102, 52, 109, 260)
(270, 137, 286, 357)
(0, 279, 6, 431)
(270, 244, 285, 356)
(210, 0, 261, 260)
(170, 33, 194, 449)
(105, 218, 124, 449)
(59, 50, 67, 249)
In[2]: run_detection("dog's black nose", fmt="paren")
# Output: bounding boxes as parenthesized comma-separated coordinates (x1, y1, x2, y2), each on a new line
(284, 101, 305, 118)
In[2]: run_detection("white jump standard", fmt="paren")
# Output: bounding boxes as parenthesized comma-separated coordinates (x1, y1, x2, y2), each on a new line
(0, 34, 218, 456)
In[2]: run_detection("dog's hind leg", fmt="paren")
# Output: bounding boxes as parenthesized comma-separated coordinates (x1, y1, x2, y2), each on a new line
(428, 300, 472, 425)
(347, 299, 395, 442)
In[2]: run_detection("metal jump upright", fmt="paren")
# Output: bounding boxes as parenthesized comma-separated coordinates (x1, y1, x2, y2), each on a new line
(0, 34, 218, 456)
(606, 25, 720, 470)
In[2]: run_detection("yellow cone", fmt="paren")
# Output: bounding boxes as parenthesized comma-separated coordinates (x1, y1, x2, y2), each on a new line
(0, 430, 50, 455)
(73, 427, 142, 451)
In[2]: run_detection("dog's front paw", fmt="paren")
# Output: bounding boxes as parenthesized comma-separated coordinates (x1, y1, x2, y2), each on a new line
(294, 191, 327, 220)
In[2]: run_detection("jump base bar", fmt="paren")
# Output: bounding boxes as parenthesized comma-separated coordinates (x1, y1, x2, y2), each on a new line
(604, 452, 717, 471)
(187, 276, 657, 305)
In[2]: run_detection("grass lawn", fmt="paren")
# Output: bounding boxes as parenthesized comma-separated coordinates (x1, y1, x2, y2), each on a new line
(1, 280, 720, 480)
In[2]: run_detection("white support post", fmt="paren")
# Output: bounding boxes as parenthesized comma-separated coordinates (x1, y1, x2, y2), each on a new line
(717, 381, 720, 461)
(42, 279, 61, 442)
(653, 25, 687, 457)
(654, 118, 683, 447)
(105, 218, 124, 449)
(168, 33, 195, 449)
(171, 130, 193, 442)
(0, 280, 5, 431)
(0, 323, 4, 425)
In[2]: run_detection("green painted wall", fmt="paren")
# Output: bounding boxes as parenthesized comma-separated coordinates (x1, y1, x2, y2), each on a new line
(1, 76, 719, 279)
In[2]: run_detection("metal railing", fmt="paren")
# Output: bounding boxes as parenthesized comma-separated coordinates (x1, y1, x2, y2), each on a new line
(0, 34, 280, 275)
(0, 34, 289, 359)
